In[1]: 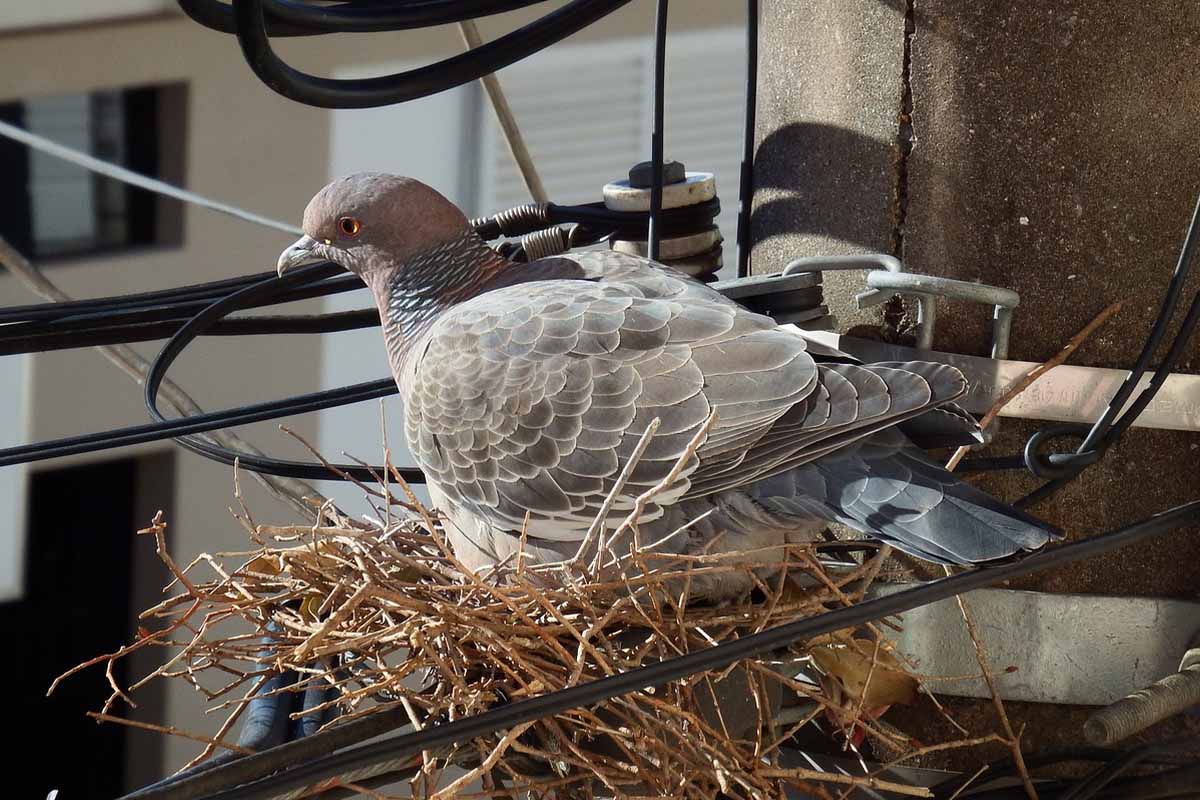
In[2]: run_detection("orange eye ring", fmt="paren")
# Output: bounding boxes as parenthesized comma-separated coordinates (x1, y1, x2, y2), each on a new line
(337, 216, 362, 238)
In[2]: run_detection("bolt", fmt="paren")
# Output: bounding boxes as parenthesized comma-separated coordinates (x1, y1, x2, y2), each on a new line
(628, 159, 686, 188)
(1083, 647, 1200, 745)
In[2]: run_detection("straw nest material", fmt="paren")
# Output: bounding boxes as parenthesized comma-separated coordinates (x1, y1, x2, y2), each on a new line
(60, 470, 994, 800)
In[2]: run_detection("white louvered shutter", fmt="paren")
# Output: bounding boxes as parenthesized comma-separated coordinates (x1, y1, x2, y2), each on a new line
(479, 29, 747, 277)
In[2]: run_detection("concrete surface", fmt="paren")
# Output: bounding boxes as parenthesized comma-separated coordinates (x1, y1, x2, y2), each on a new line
(754, 0, 1200, 772)
(750, 0, 907, 333)
(902, 3, 1200, 595)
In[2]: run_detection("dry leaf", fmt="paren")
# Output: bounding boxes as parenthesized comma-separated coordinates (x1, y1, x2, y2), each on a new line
(244, 552, 282, 576)
(299, 594, 323, 623)
(810, 638, 918, 708)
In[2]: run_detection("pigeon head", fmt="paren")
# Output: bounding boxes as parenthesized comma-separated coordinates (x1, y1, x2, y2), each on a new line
(276, 173, 473, 285)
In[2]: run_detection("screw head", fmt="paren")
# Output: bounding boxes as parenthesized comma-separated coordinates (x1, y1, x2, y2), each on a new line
(628, 160, 686, 188)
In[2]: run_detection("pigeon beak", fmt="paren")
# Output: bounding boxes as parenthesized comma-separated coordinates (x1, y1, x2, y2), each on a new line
(276, 235, 325, 277)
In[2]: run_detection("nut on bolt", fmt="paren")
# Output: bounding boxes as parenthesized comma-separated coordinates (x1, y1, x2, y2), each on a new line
(628, 159, 686, 187)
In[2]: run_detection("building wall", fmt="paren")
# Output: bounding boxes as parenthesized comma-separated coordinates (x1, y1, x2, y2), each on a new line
(0, 2, 744, 782)
(0, 13, 331, 778)
(0, 1, 176, 33)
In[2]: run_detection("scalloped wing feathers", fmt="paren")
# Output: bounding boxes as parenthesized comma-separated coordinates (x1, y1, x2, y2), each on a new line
(397, 250, 1052, 565)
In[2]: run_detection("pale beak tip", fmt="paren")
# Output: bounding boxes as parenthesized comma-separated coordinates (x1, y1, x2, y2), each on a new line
(277, 235, 321, 278)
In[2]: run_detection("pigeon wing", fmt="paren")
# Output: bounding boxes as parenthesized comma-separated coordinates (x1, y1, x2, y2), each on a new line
(405, 251, 1003, 547)
(404, 265, 817, 541)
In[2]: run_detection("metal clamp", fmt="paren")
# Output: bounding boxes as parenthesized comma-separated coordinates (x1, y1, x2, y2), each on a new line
(785, 255, 1021, 443)
(783, 254, 1019, 359)
(865, 271, 1019, 359)
(783, 253, 904, 308)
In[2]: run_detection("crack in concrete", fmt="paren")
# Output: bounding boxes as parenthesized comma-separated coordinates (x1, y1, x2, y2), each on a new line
(884, 0, 918, 341)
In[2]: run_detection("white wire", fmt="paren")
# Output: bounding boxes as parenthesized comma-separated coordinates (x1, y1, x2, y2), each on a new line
(0, 118, 302, 236)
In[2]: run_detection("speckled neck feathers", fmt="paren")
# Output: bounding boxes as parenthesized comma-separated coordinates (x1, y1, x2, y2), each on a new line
(371, 230, 511, 368)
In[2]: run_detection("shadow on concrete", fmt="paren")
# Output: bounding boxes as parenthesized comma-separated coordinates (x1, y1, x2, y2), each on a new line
(751, 121, 898, 252)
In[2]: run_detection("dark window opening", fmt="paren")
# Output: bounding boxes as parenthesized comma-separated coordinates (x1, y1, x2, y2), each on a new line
(0, 456, 167, 797)
(0, 83, 187, 262)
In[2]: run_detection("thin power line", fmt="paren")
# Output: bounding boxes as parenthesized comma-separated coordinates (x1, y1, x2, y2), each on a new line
(0, 119, 302, 236)
(458, 19, 548, 205)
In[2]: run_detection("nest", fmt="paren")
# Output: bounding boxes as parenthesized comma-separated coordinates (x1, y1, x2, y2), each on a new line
(62, 469, 1002, 800)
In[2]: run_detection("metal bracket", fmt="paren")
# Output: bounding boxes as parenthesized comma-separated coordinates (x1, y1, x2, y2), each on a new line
(783, 253, 905, 308)
(866, 271, 1018, 359)
(782, 255, 1022, 442)
(784, 253, 1019, 359)
(866, 584, 1200, 706)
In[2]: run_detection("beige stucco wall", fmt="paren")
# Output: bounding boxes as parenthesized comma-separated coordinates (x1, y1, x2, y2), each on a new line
(0, 1, 176, 33)
(0, 2, 742, 783)
(0, 12, 333, 779)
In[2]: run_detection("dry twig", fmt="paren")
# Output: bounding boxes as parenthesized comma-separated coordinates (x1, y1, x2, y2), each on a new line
(933, 304, 1124, 797)
(945, 301, 1122, 471)
(952, 590, 1039, 800)
(55, 448, 1022, 798)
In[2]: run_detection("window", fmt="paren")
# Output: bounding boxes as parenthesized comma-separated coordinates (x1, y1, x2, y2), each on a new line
(478, 29, 747, 277)
(2, 458, 141, 797)
(0, 83, 186, 261)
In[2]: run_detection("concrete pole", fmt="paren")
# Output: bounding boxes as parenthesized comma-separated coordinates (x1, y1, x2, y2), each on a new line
(753, 1, 1200, 357)
(750, 0, 1200, 757)
(750, 0, 907, 334)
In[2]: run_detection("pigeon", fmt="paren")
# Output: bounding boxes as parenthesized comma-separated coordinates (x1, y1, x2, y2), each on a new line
(278, 173, 1054, 597)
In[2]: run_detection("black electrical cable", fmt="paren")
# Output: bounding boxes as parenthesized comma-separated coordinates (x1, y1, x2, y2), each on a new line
(0, 308, 379, 356)
(0, 261, 421, 481)
(231, 0, 633, 108)
(947, 744, 1200, 800)
(1071, 193, 1200, 458)
(0, 377, 396, 470)
(139, 261, 427, 483)
(6, 273, 362, 331)
(1098, 762, 1200, 800)
(646, 0, 667, 262)
(120, 501, 1200, 800)
(1013, 192, 1200, 507)
(252, 0, 546, 33)
(179, 0, 548, 37)
(1, 202, 712, 353)
(735, 0, 758, 279)
(1060, 746, 1154, 800)
(1100, 293, 1200, 445)
(122, 708, 417, 800)
(0, 199, 722, 474)
(0, 266, 402, 472)
(929, 743, 1200, 799)
(0, 269, 268, 324)
(0, 272, 365, 350)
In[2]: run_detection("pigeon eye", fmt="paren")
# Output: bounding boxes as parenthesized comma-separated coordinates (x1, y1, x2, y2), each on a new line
(337, 216, 362, 238)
